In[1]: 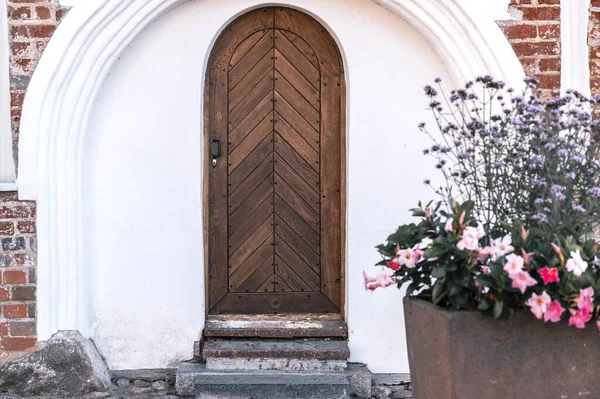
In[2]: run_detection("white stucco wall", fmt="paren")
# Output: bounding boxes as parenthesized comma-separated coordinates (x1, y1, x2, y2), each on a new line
(83, 0, 453, 372)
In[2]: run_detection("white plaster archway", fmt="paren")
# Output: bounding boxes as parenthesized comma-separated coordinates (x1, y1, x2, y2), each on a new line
(17, 0, 524, 341)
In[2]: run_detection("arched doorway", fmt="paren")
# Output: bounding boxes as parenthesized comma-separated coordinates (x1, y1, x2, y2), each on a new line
(206, 7, 345, 315)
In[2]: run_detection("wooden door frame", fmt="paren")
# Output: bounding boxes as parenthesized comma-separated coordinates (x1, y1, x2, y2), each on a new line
(202, 6, 347, 317)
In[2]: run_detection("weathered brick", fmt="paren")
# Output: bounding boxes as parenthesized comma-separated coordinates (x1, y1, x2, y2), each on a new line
(502, 23, 537, 39)
(9, 321, 35, 336)
(27, 303, 35, 318)
(0, 222, 15, 236)
(11, 286, 35, 301)
(0, 288, 9, 302)
(538, 24, 560, 40)
(1, 337, 37, 351)
(537, 73, 561, 89)
(539, 57, 561, 73)
(2, 237, 26, 251)
(10, 24, 56, 39)
(8, 6, 31, 20)
(17, 221, 35, 234)
(13, 253, 34, 266)
(4, 304, 27, 318)
(518, 6, 561, 21)
(512, 41, 559, 57)
(0, 205, 34, 218)
(0, 322, 8, 336)
(34, 6, 51, 19)
(3, 270, 27, 284)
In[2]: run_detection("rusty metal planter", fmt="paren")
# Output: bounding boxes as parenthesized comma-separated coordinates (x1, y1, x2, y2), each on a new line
(404, 296, 600, 399)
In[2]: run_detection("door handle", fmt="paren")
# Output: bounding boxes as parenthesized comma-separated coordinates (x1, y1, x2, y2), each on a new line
(210, 136, 221, 167)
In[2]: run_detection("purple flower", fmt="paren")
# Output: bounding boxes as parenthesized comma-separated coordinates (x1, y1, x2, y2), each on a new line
(544, 143, 557, 151)
(588, 187, 600, 197)
(532, 213, 548, 223)
(554, 192, 566, 201)
(558, 149, 569, 157)
(566, 172, 576, 179)
(572, 155, 585, 163)
(424, 85, 438, 97)
(492, 161, 505, 168)
(530, 154, 545, 165)
(573, 204, 586, 213)
(532, 178, 547, 187)
(418, 122, 426, 129)
(534, 198, 545, 205)
(458, 153, 471, 160)
(434, 77, 442, 83)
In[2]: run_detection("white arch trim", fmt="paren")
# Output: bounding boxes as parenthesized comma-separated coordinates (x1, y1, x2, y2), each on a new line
(17, 0, 524, 339)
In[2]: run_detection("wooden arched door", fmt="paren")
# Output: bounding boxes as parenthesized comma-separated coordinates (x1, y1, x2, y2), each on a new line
(206, 7, 344, 315)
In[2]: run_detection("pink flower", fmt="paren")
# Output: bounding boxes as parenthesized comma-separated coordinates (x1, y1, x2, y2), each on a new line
(363, 270, 393, 291)
(397, 248, 417, 268)
(511, 271, 537, 294)
(457, 226, 485, 251)
(526, 291, 551, 319)
(569, 308, 592, 329)
(387, 260, 400, 271)
(566, 250, 588, 277)
(482, 266, 490, 274)
(577, 287, 594, 313)
(445, 218, 454, 233)
(596, 320, 600, 332)
(544, 300, 565, 323)
(538, 266, 559, 285)
(503, 254, 524, 278)
(491, 235, 514, 260)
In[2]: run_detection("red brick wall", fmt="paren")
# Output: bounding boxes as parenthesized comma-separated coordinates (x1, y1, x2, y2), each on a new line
(591, 1, 600, 95)
(0, 1, 68, 352)
(499, 0, 562, 95)
(0, 193, 37, 351)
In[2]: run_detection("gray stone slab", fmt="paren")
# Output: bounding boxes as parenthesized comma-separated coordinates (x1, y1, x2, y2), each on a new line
(202, 339, 349, 359)
(206, 357, 347, 371)
(372, 373, 411, 385)
(176, 362, 372, 398)
(111, 368, 175, 381)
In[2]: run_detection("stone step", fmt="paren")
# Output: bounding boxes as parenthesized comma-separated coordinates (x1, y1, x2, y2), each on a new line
(204, 314, 348, 339)
(176, 362, 371, 398)
(202, 339, 350, 371)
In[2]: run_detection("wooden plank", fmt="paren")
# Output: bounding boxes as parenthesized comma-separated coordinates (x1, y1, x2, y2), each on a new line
(276, 237, 319, 290)
(230, 85, 273, 132)
(237, 260, 274, 293)
(275, 119, 318, 170)
(229, 71, 273, 129)
(256, 273, 276, 293)
(228, 194, 272, 253)
(274, 90, 319, 143)
(274, 8, 341, 76)
(274, 49, 319, 107)
(319, 74, 342, 309)
(229, 133, 271, 180)
(274, 274, 294, 292)
(275, 192, 319, 241)
(229, 238, 273, 289)
(211, 292, 338, 314)
(228, 98, 272, 149)
(275, 70, 319, 128)
(281, 30, 319, 68)
(229, 155, 272, 209)
(229, 177, 272, 236)
(275, 32, 320, 87)
(229, 217, 273, 269)
(275, 258, 313, 292)
(229, 245, 273, 292)
(275, 178, 318, 229)
(276, 215, 319, 271)
(230, 30, 269, 69)
(228, 116, 272, 172)
(229, 31, 274, 89)
(274, 134, 318, 187)
(275, 162, 319, 213)
(230, 54, 272, 110)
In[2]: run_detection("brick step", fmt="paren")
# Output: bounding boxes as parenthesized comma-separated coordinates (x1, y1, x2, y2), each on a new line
(203, 339, 350, 359)
(204, 314, 348, 339)
(176, 362, 371, 398)
(202, 339, 350, 371)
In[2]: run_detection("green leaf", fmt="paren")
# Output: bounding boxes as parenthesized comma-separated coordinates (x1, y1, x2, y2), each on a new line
(431, 266, 446, 278)
(410, 208, 427, 217)
(477, 300, 491, 310)
(476, 274, 495, 288)
(493, 300, 503, 319)
(449, 283, 463, 296)
(432, 280, 447, 304)
(406, 281, 421, 296)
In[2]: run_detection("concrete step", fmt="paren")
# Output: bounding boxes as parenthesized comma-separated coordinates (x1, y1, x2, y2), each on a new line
(202, 339, 350, 371)
(176, 362, 371, 398)
(204, 314, 348, 339)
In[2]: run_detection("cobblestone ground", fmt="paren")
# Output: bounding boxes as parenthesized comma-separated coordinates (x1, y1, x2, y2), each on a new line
(0, 373, 412, 398)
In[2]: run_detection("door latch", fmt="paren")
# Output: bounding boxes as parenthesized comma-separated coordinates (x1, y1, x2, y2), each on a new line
(210, 136, 221, 167)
